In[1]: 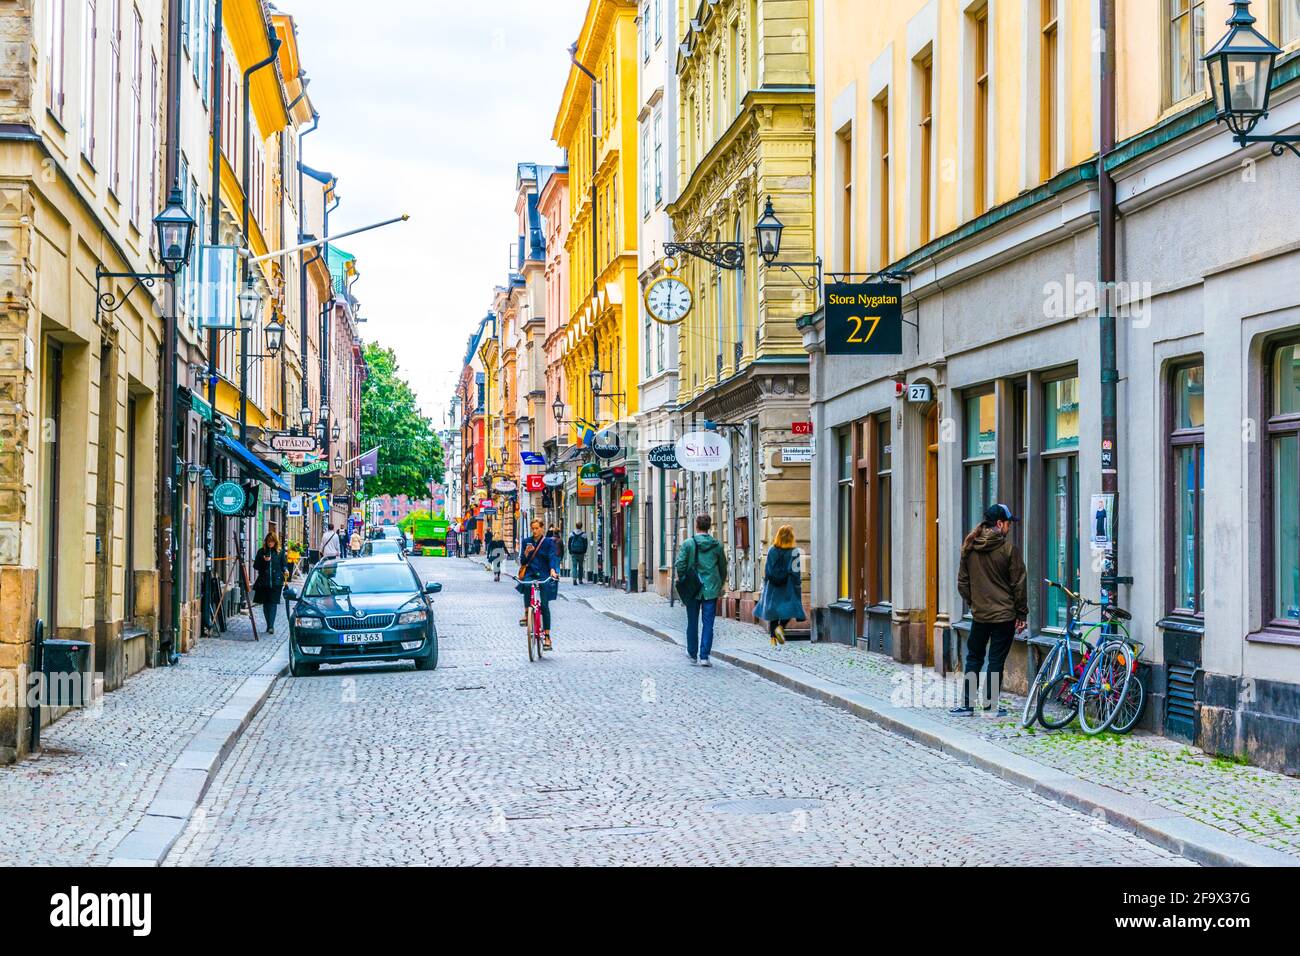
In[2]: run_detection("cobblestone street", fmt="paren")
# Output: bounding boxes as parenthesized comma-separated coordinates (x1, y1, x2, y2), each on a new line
(163, 557, 1187, 866)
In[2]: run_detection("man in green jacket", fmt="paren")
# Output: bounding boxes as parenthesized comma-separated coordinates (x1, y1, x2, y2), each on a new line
(952, 503, 1028, 716)
(674, 513, 728, 666)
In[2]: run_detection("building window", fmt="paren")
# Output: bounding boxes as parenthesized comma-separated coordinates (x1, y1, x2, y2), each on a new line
(835, 123, 852, 270)
(874, 413, 893, 603)
(129, 7, 142, 224)
(1268, 341, 1300, 624)
(837, 426, 853, 601)
(964, 390, 997, 532)
(1015, 382, 1029, 558)
(874, 91, 890, 267)
(1277, 0, 1300, 45)
(654, 0, 662, 44)
(1043, 375, 1080, 628)
(1041, 0, 1059, 180)
(733, 216, 745, 363)
(1169, 362, 1205, 615)
(108, 0, 121, 191)
(730, 22, 741, 116)
(642, 2, 650, 61)
(645, 305, 652, 377)
(653, 109, 663, 203)
(81, 0, 96, 160)
(641, 123, 651, 217)
(1168, 0, 1206, 104)
(47, 0, 67, 122)
(973, 4, 989, 216)
(917, 53, 933, 246)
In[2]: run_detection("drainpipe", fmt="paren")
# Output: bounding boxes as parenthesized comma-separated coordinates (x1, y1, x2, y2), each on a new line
(1098, 0, 1124, 616)
(239, 36, 284, 445)
(202, 0, 225, 638)
(570, 44, 600, 427)
(158, 0, 184, 664)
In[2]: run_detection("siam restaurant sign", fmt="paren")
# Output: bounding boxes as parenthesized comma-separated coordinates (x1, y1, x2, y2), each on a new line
(674, 431, 731, 473)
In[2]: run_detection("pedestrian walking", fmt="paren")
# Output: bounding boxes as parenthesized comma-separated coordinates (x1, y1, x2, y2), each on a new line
(567, 523, 589, 585)
(754, 524, 805, 647)
(348, 527, 363, 556)
(487, 530, 507, 581)
(547, 525, 565, 574)
(252, 531, 287, 632)
(320, 525, 342, 561)
(673, 513, 728, 666)
(951, 503, 1028, 716)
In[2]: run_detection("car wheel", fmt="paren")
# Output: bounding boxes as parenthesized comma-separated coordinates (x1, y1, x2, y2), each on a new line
(290, 654, 318, 677)
(414, 638, 438, 671)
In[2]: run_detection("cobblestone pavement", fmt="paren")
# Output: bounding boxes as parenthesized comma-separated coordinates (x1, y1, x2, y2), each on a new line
(0, 608, 287, 866)
(165, 557, 1187, 866)
(566, 583, 1300, 859)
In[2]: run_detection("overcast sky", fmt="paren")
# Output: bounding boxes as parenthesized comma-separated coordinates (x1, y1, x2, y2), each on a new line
(289, 0, 587, 427)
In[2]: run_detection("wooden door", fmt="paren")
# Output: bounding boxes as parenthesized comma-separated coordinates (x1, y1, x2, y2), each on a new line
(924, 405, 939, 667)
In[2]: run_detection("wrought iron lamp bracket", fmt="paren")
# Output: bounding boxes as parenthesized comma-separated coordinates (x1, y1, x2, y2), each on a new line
(1236, 132, 1300, 159)
(96, 268, 169, 320)
(662, 241, 745, 271)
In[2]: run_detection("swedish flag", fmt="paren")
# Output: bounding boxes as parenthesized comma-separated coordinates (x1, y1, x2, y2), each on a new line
(310, 491, 330, 514)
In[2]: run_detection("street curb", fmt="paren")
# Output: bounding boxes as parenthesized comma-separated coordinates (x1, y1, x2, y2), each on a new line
(106, 641, 290, 867)
(581, 601, 1299, 868)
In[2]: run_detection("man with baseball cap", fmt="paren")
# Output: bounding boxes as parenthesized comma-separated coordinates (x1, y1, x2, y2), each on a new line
(952, 503, 1027, 716)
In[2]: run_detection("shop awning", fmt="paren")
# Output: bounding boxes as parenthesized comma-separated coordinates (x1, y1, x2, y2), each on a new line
(215, 434, 292, 496)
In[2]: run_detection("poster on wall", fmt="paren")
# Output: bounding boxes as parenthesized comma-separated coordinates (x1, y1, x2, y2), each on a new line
(1091, 493, 1116, 548)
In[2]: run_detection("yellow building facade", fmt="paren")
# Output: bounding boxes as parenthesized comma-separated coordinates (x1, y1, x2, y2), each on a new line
(554, 0, 642, 586)
(669, 0, 816, 618)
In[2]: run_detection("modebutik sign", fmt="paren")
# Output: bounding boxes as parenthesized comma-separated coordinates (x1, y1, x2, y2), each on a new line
(824, 281, 903, 356)
(675, 431, 731, 473)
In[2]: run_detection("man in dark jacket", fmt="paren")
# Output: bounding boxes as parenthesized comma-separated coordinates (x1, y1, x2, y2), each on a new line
(567, 524, 589, 585)
(674, 514, 729, 666)
(952, 504, 1027, 716)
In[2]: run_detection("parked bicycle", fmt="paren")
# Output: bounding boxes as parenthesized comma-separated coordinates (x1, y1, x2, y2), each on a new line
(1023, 579, 1145, 734)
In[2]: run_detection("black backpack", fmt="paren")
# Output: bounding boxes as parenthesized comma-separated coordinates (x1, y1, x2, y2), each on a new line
(568, 532, 587, 555)
(675, 538, 713, 603)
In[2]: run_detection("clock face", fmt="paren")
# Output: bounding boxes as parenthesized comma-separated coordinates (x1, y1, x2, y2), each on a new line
(645, 277, 693, 325)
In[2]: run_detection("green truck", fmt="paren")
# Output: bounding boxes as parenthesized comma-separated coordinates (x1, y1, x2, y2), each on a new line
(412, 516, 450, 557)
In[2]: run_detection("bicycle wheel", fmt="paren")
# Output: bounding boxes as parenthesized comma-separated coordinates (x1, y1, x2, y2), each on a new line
(1110, 667, 1146, 734)
(1077, 642, 1135, 735)
(526, 603, 536, 662)
(1036, 673, 1079, 729)
(1022, 642, 1065, 728)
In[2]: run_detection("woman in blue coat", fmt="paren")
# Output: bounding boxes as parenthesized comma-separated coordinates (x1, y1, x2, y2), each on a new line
(517, 518, 561, 650)
(755, 524, 805, 646)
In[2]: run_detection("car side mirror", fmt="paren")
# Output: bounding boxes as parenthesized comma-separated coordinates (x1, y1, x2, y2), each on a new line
(284, 587, 299, 602)
(424, 582, 442, 595)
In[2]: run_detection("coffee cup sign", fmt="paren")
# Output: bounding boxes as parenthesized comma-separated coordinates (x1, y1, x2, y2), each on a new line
(674, 431, 731, 473)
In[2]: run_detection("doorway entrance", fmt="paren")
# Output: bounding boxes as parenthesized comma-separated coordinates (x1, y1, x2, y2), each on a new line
(923, 404, 939, 667)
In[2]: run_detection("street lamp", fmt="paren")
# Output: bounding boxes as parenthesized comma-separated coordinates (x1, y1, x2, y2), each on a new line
(154, 186, 197, 273)
(238, 276, 263, 328)
(263, 316, 284, 355)
(334, 450, 343, 472)
(754, 196, 785, 265)
(301, 406, 313, 431)
(552, 395, 565, 424)
(1204, 1, 1293, 153)
(589, 366, 604, 396)
(331, 422, 341, 443)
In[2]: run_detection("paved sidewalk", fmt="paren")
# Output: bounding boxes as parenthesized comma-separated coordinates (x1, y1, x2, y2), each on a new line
(568, 583, 1300, 864)
(0, 609, 287, 866)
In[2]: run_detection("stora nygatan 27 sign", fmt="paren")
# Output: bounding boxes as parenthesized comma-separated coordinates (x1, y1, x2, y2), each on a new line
(824, 282, 903, 356)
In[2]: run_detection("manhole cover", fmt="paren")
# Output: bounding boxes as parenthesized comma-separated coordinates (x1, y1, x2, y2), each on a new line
(710, 797, 823, 815)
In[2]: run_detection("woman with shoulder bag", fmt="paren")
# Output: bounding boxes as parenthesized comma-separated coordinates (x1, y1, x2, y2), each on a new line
(517, 518, 561, 650)
(755, 524, 806, 646)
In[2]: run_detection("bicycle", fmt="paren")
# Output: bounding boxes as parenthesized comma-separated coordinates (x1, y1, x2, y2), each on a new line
(525, 582, 545, 662)
(1029, 580, 1146, 734)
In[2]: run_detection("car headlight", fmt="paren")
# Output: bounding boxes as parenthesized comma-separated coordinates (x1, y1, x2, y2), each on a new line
(296, 615, 326, 630)
(397, 610, 427, 626)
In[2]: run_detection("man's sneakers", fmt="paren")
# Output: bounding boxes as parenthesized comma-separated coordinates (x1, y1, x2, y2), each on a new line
(699, 659, 712, 667)
(948, 706, 975, 716)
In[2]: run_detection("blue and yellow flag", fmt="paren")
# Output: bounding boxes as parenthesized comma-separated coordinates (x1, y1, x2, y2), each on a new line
(309, 491, 330, 514)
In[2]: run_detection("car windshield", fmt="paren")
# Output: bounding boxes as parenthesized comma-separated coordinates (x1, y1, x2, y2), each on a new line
(365, 540, 401, 554)
(304, 563, 417, 597)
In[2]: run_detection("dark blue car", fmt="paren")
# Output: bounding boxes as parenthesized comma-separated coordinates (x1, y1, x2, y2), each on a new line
(284, 556, 441, 677)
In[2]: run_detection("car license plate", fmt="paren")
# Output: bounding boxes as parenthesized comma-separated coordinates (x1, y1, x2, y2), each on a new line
(341, 632, 384, 644)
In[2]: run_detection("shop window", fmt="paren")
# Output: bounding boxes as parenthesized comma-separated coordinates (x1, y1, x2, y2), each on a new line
(963, 390, 997, 532)
(874, 414, 892, 603)
(1043, 375, 1079, 628)
(1269, 342, 1300, 624)
(1169, 362, 1204, 615)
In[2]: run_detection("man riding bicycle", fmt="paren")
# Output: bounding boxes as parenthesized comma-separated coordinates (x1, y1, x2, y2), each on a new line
(517, 518, 561, 650)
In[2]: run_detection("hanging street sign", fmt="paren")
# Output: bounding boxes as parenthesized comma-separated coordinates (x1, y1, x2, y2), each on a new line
(280, 456, 328, 475)
(824, 281, 904, 356)
(591, 428, 621, 460)
(674, 431, 731, 473)
(524, 474, 545, 493)
(520, 450, 546, 466)
(270, 434, 318, 453)
(212, 481, 246, 516)
(619, 489, 635, 505)
(648, 443, 680, 469)
(579, 462, 603, 487)
(287, 495, 304, 518)
(494, 479, 518, 493)
(543, 472, 566, 488)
